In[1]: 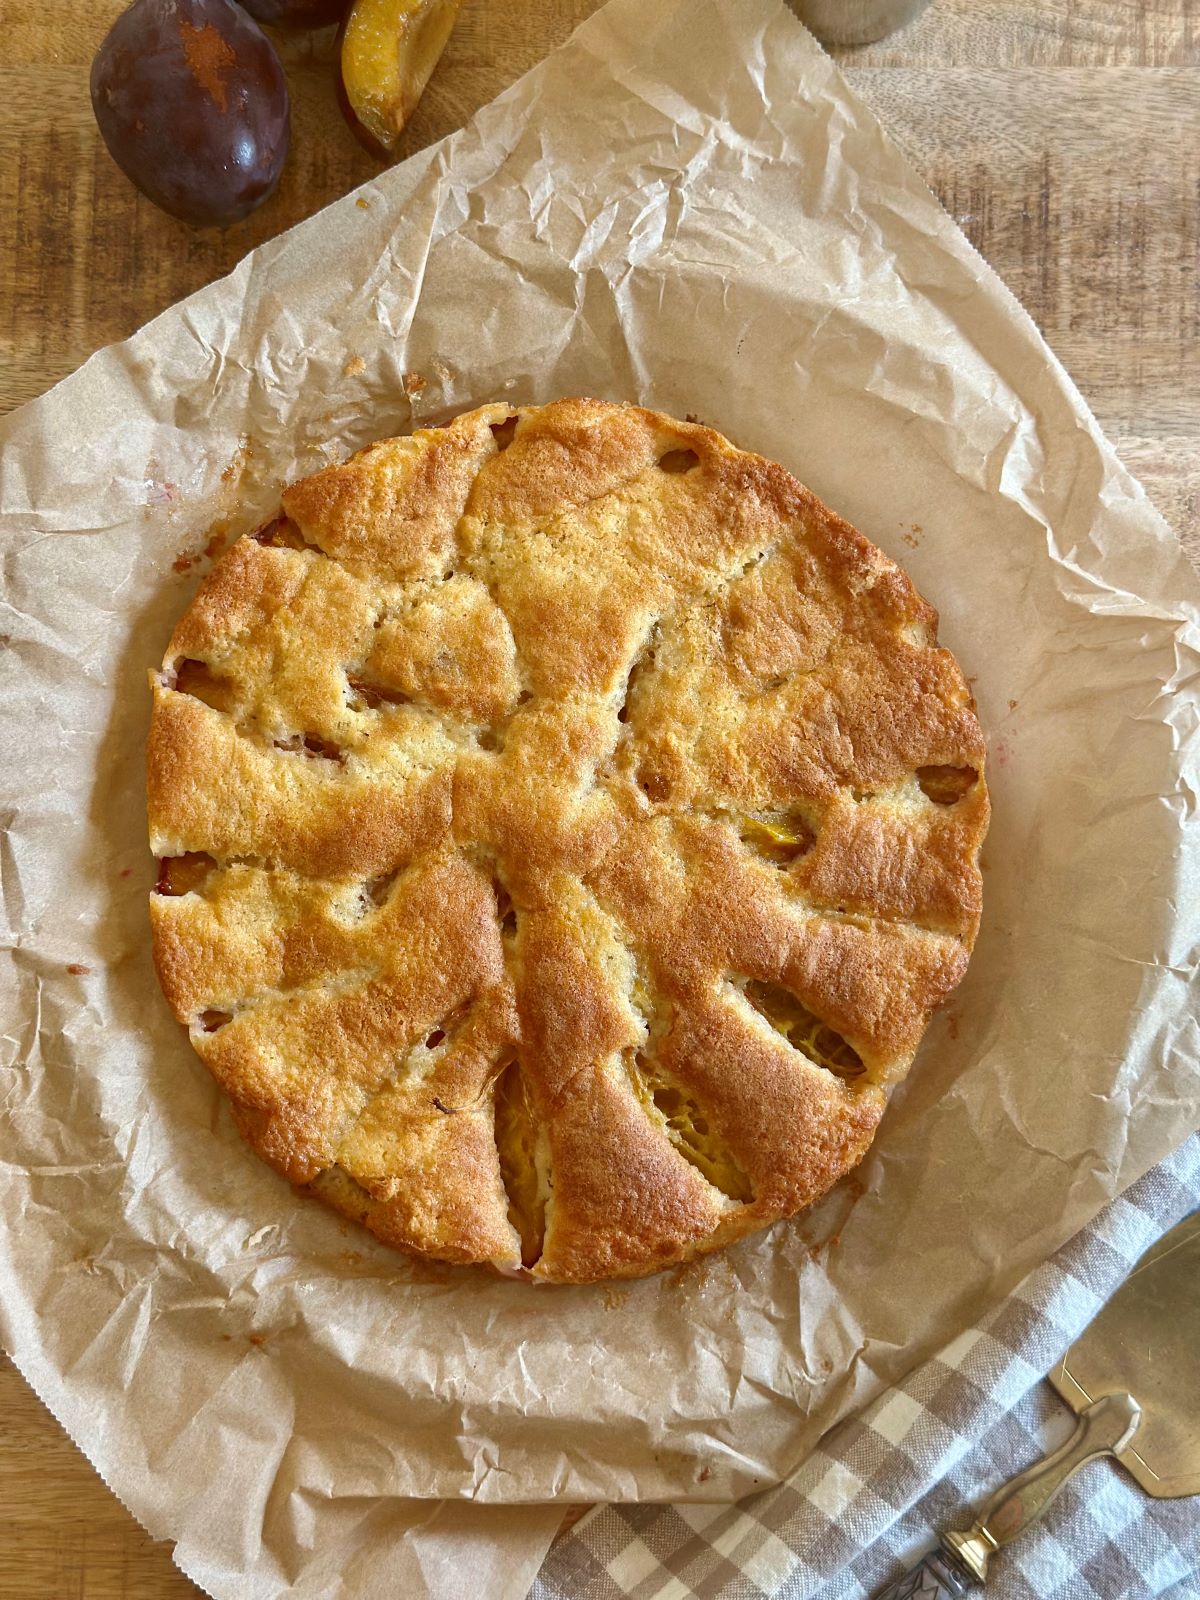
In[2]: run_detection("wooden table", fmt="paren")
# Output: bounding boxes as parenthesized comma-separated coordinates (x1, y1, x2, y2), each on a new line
(0, 1, 1196, 1593)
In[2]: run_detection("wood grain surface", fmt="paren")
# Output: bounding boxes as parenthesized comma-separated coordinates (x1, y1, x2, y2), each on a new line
(1, 1, 1196, 1595)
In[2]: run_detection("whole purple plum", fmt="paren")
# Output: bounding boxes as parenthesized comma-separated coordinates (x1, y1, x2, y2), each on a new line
(91, 0, 290, 228)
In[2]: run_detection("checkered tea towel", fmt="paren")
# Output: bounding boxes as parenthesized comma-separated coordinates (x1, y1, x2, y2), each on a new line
(533, 1135, 1200, 1600)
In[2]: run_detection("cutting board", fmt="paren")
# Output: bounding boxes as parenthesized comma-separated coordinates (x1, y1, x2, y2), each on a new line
(0, 1, 1197, 1594)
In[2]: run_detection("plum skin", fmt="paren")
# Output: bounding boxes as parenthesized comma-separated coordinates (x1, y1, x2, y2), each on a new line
(240, 0, 351, 23)
(90, 0, 290, 228)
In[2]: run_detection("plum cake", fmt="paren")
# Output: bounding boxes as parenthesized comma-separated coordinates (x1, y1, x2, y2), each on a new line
(147, 398, 988, 1283)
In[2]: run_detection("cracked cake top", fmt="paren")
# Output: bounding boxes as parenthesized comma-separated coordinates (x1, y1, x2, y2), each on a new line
(147, 397, 989, 1284)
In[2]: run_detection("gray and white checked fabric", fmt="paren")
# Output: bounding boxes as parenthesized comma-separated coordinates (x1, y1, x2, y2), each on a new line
(534, 1136, 1200, 1600)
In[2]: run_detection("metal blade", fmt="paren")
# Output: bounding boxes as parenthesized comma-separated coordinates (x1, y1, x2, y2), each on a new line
(1050, 1210, 1200, 1498)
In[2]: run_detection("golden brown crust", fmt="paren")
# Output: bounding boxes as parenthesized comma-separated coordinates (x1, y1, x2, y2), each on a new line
(147, 397, 989, 1284)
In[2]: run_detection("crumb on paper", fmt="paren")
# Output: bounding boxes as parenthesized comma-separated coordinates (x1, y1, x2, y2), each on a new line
(356, 196, 370, 210)
(901, 523, 922, 549)
(602, 1285, 630, 1311)
(220, 437, 258, 489)
(804, 1174, 866, 1259)
(344, 355, 366, 378)
(339, 1250, 364, 1268)
(247, 1332, 268, 1347)
(697, 1465, 712, 1482)
(66, 963, 91, 975)
(668, 1249, 732, 1295)
(173, 518, 233, 576)
(429, 358, 453, 385)
(403, 371, 428, 399)
(669, 1256, 708, 1291)
(1008, 698, 1019, 711)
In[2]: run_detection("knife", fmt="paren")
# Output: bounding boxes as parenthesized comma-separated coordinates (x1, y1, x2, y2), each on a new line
(872, 1209, 1200, 1598)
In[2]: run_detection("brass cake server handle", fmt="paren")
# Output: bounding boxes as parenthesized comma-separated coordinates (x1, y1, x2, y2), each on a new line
(870, 1392, 1141, 1598)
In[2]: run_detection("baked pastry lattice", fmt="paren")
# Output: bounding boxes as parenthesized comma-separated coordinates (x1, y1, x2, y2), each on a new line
(148, 398, 988, 1283)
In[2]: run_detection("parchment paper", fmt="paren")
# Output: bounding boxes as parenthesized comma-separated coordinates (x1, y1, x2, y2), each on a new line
(2, 0, 1199, 1593)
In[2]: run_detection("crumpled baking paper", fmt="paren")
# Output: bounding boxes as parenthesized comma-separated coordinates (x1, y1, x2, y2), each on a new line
(2, 0, 1199, 1594)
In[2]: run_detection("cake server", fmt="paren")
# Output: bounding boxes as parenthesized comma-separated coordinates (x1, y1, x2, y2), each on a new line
(873, 1208, 1200, 1598)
